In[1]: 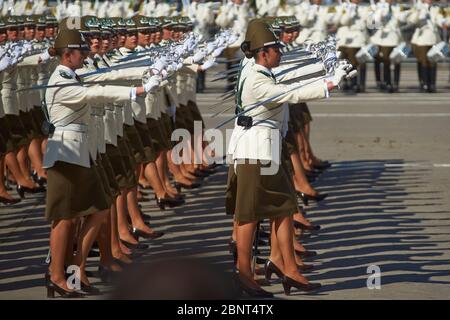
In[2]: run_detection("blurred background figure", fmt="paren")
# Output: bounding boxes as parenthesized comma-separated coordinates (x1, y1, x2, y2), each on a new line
(109, 257, 239, 299)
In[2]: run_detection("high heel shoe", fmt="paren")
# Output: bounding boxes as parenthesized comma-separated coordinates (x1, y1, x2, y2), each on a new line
(297, 192, 328, 206)
(264, 260, 284, 281)
(0, 196, 21, 205)
(45, 276, 84, 298)
(293, 220, 321, 232)
(174, 181, 201, 192)
(16, 184, 46, 199)
(228, 239, 237, 264)
(238, 278, 274, 298)
(281, 276, 321, 295)
(155, 195, 185, 210)
(295, 249, 317, 258)
(132, 227, 165, 240)
(32, 171, 47, 186)
(298, 263, 314, 272)
(189, 169, 209, 178)
(79, 281, 101, 296)
(121, 239, 149, 250)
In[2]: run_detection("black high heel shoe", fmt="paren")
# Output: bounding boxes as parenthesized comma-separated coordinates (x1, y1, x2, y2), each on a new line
(297, 192, 328, 206)
(264, 260, 284, 281)
(79, 282, 101, 296)
(121, 239, 149, 250)
(174, 181, 201, 192)
(281, 276, 321, 295)
(0, 196, 21, 205)
(228, 239, 237, 264)
(16, 184, 46, 198)
(295, 249, 317, 258)
(132, 227, 165, 240)
(45, 275, 85, 298)
(190, 169, 209, 178)
(32, 171, 47, 186)
(238, 278, 274, 298)
(155, 195, 185, 210)
(293, 220, 321, 232)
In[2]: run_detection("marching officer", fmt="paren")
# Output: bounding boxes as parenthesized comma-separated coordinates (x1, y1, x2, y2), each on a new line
(408, 0, 447, 93)
(336, 0, 371, 93)
(43, 28, 154, 298)
(369, 0, 409, 93)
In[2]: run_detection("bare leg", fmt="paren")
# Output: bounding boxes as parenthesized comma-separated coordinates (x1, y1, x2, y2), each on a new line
(236, 220, 260, 288)
(16, 145, 32, 181)
(167, 150, 194, 185)
(49, 219, 76, 291)
(97, 213, 122, 272)
(73, 210, 109, 285)
(273, 215, 309, 284)
(126, 188, 156, 234)
(28, 138, 46, 178)
(155, 150, 178, 197)
(138, 163, 150, 188)
(290, 152, 317, 195)
(143, 161, 168, 198)
(116, 191, 138, 245)
(0, 157, 18, 200)
(110, 203, 132, 264)
(5, 152, 35, 188)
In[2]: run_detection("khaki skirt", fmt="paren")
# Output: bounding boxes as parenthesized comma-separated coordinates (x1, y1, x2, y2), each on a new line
(147, 118, 168, 155)
(225, 160, 298, 223)
(3, 114, 29, 150)
(94, 157, 115, 206)
(159, 112, 175, 149)
(19, 110, 40, 140)
(123, 124, 147, 164)
(134, 120, 157, 162)
(187, 100, 205, 129)
(45, 161, 110, 222)
(296, 103, 312, 125)
(30, 107, 47, 137)
(99, 153, 121, 198)
(0, 117, 15, 154)
(115, 137, 138, 189)
(174, 104, 189, 131)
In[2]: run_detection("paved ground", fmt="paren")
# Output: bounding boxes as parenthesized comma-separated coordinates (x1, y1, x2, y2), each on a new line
(1, 62, 450, 299)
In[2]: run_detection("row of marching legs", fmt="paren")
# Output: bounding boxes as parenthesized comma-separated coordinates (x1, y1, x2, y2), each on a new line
(339, 45, 439, 94)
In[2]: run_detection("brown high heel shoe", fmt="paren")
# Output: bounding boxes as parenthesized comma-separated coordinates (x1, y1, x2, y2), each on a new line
(282, 276, 321, 295)
(45, 273, 85, 298)
(264, 260, 284, 280)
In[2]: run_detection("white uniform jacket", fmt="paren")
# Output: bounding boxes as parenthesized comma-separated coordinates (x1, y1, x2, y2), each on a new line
(43, 65, 133, 169)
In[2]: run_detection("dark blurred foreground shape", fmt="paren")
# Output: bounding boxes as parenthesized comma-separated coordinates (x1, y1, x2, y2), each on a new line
(109, 257, 240, 300)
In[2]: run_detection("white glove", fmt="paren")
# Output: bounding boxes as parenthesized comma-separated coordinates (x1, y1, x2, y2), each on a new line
(330, 63, 351, 86)
(227, 34, 238, 45)
(200, 58, 216, 71)
(22, 42, 33, 52)
(151, 60, 166, 73)
(212, 46, 225, 58)
(175, 46, 185, 56)
(176, 62, 184, 71)
(206, 42, 216, 55)
(143, 75, 161, 93)
(192, 50, 206, 63)
(0, 55, 12, 72)
(39, 49, 51, 63)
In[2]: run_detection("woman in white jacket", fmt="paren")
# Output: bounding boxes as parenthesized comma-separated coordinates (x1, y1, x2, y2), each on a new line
(408, 0, 447, 93)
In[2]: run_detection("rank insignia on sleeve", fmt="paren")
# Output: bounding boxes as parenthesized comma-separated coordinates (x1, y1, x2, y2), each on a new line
(59, 70, 73, 80)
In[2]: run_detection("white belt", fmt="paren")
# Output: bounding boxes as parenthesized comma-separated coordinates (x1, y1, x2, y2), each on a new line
(54, 124, 88, 133)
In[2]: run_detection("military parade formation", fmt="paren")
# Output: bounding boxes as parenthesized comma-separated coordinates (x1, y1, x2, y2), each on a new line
(0, 0, 449, 299)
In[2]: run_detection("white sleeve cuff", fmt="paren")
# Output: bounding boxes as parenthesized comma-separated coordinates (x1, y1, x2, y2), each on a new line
(130, 87, 137, 101)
